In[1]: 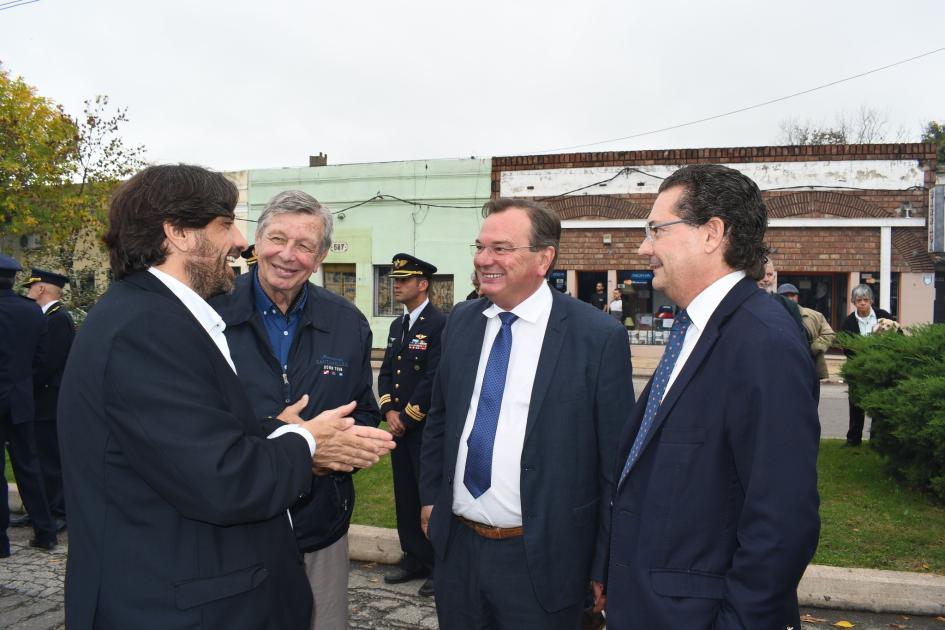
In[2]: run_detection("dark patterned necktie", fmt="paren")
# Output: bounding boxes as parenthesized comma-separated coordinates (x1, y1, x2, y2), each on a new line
(463, 312, 518, 498)
(401, 313, 411, 345)
(619, 310, 691, 484)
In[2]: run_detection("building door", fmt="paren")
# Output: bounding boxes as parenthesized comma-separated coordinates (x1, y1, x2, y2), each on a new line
(577, 271, 607, 304)
(777, 272, 848, 330)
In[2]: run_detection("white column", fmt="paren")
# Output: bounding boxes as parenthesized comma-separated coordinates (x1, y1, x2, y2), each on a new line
(880, 226, 892, 312)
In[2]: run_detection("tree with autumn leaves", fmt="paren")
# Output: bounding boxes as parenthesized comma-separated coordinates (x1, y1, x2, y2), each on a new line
(0, 64, 145, 311)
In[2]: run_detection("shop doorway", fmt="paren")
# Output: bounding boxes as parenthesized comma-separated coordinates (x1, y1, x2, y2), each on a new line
(777, 272, 848, 330)
(577, 271, 608, 305)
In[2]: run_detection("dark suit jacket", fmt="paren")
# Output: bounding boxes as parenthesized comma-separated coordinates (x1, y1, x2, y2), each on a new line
(0, 289, 47, 424)
(420, 288, 634, 612)
(607, 278, 821, 630)
(378, 301, 446, 428)
(58, 271, 314, 630)
(33, 301, 75, 421)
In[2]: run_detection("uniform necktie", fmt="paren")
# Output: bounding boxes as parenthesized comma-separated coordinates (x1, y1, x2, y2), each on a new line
(464, 311, 518, 498)
(619, 310, 691, 484)
(401, 313, 411, 345)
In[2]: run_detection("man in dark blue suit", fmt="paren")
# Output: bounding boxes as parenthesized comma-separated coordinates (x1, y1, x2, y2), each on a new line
(0, 253, 59, 557)
(57, 165, 394, 630)
(606, 165, 820, 629)
(420, 198, 634, 629)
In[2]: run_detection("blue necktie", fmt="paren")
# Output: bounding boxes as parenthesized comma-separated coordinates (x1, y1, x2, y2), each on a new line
(619, 310, 691, 484)
(464, 311, 518, 498)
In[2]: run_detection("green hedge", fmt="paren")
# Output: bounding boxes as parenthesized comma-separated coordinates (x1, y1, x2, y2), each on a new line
(840, 324, 945, 502)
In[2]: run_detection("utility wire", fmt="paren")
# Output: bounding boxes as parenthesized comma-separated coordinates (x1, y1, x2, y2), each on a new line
(0, 0, 40, 12)
(523, 46, 945, 155)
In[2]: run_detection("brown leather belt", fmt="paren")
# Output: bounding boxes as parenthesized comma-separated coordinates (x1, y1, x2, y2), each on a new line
(456, 515, 523, 540)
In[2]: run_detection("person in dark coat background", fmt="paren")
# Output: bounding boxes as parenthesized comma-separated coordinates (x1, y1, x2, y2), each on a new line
(378, 253, 445, 597)
(839, 283, 894, 446)
(10, 269, 75, 531)
(0, 254, 59, 557)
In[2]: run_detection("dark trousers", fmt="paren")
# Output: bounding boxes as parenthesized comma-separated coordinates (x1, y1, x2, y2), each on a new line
(435, 517, 582, 630)
(34, 419, 65, 518)
(847, 399, 866, 445)
(0, 412, 57, 549)
(391, 427, 434, 572)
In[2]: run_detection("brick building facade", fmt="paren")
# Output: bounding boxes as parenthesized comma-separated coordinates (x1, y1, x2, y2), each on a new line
(492, 144, 938, 342)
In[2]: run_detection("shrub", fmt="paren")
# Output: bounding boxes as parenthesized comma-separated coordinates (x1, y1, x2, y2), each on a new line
(840, 324, 945, 502)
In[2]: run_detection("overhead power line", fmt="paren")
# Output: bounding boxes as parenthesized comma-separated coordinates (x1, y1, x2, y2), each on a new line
(523, 46, 945, 155)
(0, 0, 40, 13)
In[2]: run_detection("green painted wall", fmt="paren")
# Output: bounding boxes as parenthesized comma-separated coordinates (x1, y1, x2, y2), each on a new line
(247, 158, 491, 347)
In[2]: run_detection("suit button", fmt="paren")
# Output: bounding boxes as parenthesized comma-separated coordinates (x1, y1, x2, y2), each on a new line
(394, 397, 400, 403)
(414, 365, 420, 371)
(394, 383, 400, 389)
(396, 369, 401, 375)
(397, 355, 402, 360)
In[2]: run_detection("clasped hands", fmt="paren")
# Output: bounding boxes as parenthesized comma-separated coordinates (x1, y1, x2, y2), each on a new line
(278, 396, 395, 474)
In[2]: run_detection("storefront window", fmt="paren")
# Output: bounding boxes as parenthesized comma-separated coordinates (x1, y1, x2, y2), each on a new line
(323, 263, 356, 303)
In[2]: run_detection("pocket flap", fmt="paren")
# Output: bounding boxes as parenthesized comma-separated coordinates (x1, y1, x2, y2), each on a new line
(174, 564, 269, 610)
(650, 569, 724, 599)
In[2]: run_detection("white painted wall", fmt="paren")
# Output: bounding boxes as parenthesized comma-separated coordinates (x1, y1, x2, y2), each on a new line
(500, 160, 925, 197)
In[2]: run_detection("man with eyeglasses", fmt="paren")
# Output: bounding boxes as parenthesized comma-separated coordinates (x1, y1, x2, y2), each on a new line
(420, 198, 634, 629)
(606, 165, 820, 629)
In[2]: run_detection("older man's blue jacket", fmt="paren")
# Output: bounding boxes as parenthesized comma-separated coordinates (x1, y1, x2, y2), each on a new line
(212, 271, 380, 552)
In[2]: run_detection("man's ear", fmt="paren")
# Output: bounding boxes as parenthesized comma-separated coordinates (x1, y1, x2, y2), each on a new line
(702, 217, 726, 254)
(163, 222, 192, 254)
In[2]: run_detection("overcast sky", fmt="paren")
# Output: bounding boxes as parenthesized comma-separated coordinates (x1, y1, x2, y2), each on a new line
(3, 0, 944, 172)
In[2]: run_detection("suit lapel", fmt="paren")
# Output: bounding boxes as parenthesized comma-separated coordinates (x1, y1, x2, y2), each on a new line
(620, 278, 757, 479)
(523, 291, 567, 444)
(452, 303, 490, 430)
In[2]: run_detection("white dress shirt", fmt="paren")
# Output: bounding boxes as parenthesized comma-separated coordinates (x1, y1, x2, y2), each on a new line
(40, 299, 59, 314)
(405, 298, 430, 331)
(452, 282, 552, 527)
(148, 267, 315, 456)
(661, 270, 745, 401)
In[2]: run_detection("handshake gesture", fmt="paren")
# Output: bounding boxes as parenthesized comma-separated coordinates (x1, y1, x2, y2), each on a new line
(279, 396, 395, 473)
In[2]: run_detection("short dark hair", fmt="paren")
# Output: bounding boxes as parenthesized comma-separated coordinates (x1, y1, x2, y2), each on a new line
(482, 197, 561, 276)
(659, 164, 769, 279)
(104, 164, 238, 280)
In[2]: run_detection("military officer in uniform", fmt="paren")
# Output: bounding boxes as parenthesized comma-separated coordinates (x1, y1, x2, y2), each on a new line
(378, 254, 446, 597)
(0, 254, 58, 556)
(11, 269, 75, 530)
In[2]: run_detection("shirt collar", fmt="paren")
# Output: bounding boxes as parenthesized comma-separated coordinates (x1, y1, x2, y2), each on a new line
(148, 267, 227, 338)
(41, 299, 59, 314)
(252, 267, 308, 317)
(482, 281, 552, 324)
(406, 298, 430, 323)
(684, 270, 746, 333)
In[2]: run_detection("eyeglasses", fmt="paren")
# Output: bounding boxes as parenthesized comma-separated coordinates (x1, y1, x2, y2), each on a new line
(470, 244, 539, 256)
(644, 219, 690, 241)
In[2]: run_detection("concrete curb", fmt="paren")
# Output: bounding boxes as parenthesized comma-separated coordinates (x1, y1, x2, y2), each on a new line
(346, 525, 945, 617)
(11, 485, 944, 616)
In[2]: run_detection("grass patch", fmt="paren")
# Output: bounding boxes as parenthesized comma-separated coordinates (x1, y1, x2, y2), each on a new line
(352, 452, 396, 529)
(814, 439, 945, 573)
(9, 440, 943, 574)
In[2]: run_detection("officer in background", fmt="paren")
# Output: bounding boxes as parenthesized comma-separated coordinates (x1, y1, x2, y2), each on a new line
(11, 269, 75, 530)
(0, 254, 58, 556)
(378, 254, 446, 597)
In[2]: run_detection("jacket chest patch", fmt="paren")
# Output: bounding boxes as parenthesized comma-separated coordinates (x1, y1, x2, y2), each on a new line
(315, 355, 347, 377)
